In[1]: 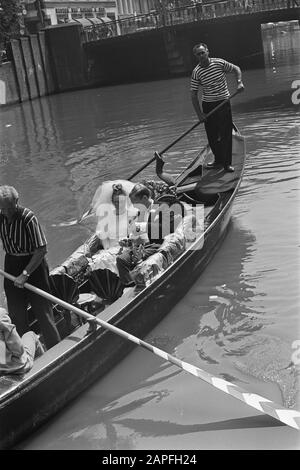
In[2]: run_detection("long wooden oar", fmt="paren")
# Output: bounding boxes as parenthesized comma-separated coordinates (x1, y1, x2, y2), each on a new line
(128, 89, 242, 181)
(1, 268, 299, 430)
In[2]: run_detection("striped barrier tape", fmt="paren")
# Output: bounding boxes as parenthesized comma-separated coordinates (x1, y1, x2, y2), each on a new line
(128, 333, 300, 430)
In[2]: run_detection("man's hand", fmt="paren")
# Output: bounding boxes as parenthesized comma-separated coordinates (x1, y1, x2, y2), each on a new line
(237, 81, 245, 92)
(14, 273, 28, 289)
(191, 90, 206, 122)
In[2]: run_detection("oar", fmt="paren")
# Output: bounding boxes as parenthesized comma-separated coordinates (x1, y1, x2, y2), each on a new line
(128, 89, 242, 181)
(2, 268, 299, 430)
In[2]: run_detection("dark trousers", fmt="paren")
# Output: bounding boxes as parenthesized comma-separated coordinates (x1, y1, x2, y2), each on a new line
(202, 100, 233, 167)
(116, 244, 161, 286)
(4, 255, 61, 349)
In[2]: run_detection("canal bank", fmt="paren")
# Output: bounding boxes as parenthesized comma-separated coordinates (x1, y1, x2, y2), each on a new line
(0, 19, 261, 107)
(0, 2, 299, 107)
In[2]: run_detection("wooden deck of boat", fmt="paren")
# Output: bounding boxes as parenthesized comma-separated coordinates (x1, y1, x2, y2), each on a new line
(177, 134, 245, 194)
(199, 138, 245, 193)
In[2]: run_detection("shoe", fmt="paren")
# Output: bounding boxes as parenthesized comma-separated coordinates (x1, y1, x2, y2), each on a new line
(205, 162, 222, 169)
(223, 165, 235, 173)
(35, 335, 46, 357)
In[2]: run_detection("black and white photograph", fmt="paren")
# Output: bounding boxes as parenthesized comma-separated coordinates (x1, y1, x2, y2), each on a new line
(0, 0, 299, 453)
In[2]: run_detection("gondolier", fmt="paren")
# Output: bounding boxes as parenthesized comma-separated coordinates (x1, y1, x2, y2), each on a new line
(190, 42, 244, 172)
(0, 186, 60, 349)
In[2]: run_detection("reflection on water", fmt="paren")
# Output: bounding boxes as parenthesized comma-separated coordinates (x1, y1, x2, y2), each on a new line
(234, 335, 298, 408)
(263, 22, 300, 74)
(1, 25, 300, 448)
(166, 218, 299, 409)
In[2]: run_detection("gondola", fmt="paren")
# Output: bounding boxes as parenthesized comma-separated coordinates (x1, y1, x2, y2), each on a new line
(0, 128, 246, 450)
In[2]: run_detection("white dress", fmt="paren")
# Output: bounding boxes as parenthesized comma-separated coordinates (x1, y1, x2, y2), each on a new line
(89, 209, 136, 276)
(87, 179, 137, 276)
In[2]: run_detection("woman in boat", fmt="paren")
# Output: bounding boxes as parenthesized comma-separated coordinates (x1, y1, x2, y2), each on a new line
(84, 179, 187, 301)
(76, 180, 136, 240)
(0, 307, 44, 375)
(87, 180, 138, 276)
(92, 180, 137, 249)
(78, 176, 178, 237)
(59, 181, 138, 305)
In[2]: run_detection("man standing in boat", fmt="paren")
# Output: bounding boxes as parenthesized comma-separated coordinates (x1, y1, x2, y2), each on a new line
(190, 43, 244, 173)
(0, 186, 60, 350)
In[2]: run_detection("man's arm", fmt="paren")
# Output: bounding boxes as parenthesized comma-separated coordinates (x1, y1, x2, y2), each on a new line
(231, 64, 244, 91)
(191, 90, 206, 121)
(14, 246, 47, 288)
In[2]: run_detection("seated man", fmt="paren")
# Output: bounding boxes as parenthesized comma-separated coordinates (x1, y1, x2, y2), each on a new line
(116, 183, 182, 287)
(0, 307, 44, 375)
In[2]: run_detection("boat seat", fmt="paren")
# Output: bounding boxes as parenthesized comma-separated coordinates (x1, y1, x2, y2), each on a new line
(56, 234, 103, 283)
(179, 190, 220, 206)
(130, 214, 197, 290)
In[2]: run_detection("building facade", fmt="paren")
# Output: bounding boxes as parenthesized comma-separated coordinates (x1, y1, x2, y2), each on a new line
(20, 0, 119, 32)
(45, 1, 118, 24)
(20, 0, 204, 35)
(116, 0, 156, 16)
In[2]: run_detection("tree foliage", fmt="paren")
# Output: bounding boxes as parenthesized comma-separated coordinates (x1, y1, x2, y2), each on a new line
(0, 0, 20, 47)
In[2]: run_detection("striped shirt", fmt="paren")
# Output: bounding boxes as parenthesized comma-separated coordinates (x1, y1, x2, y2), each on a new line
(0, 206, 47, 254)
(190, 58, 234, 102)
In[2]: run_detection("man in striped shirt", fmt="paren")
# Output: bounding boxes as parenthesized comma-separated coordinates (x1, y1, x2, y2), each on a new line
(0, 186, 60, 350)
(190, 43, 244, 172)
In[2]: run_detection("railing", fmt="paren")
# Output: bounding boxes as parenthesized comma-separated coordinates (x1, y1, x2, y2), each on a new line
(79, 0, 299, 43)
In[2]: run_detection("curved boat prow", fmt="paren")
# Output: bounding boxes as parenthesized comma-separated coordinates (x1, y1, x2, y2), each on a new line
(155, 151, 176, 186)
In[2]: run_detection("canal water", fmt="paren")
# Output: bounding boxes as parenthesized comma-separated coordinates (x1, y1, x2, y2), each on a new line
(1, 24, 299, 449)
